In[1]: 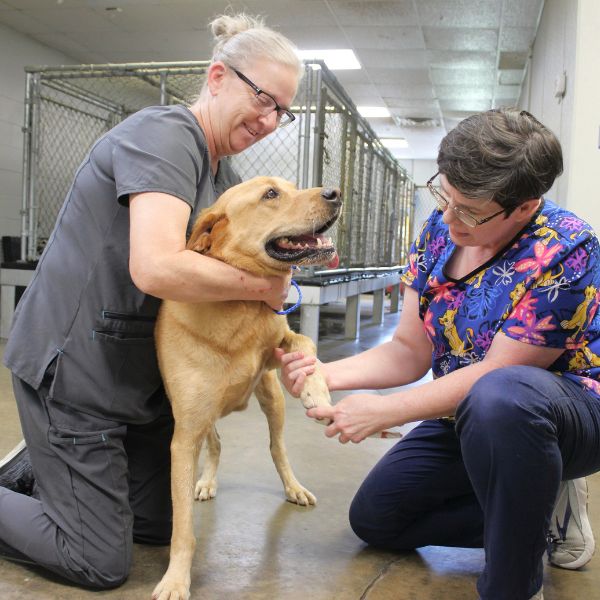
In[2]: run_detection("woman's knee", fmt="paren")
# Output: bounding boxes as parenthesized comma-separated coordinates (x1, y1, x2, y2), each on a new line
(349, 488, 380, 543)
(349, 484, 414, 550)
(456, 365, 549, 432)
(69, 546, 131, 590)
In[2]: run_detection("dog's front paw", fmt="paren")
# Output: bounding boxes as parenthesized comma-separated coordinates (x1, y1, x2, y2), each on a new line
(300, 373, 331, 409)
(285, 482, 317, 506)
(194, 478, 217, 501)
(152, 574, 190, 600)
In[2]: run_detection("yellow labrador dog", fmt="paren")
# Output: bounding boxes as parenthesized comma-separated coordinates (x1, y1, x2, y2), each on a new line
(152, 176, 341, 600)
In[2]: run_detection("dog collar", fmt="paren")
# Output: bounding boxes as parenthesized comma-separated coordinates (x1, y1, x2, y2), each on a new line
(274, 280, 302, 315)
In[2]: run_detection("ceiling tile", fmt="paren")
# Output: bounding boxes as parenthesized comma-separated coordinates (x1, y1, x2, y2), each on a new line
(90, 4, 210, 32)
(439, 98, 493, 112)
(435, 84, 493, 99)
(384, 98, 441, 110)
(377, 83, 435, 100)
(427, 49, 496, 69)
(431, 67, 495, 86)
(237, 0, 339, 27)
(346, 95, 386, 106)
(1, 0, 89, 7)
(502, 0, 544, 28)
(341, 83, 381, 97)
(134, 33, 215, 62)
(368, 68, 431, 86)
(494, 84, 520, 98)
(500, 27, 536, 52)
(493, 98, 520, 108)
(498, 69, 523, 85)
(15, 7, 118, 32)
(343, 26, 425, 50)
(355, 48, 429, 70)
(0, 8, 53, 33)
(327, 0, 419, 27)
(498, 50, 528, 69)
(278, 26, 347, 49)
(389, 106, 441, 119)
(63, 29, 171, 53)
(416, 0, 502, 28)
(333, 70, 375, 86)
(32, 32, 95, 58)
(423, 27, 498, 52)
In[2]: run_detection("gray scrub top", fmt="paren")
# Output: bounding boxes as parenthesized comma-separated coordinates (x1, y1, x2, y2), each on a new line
(4, 104, 241, 423)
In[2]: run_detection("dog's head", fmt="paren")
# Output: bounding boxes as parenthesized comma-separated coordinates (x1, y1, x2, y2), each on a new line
(188, 176, 342, 275)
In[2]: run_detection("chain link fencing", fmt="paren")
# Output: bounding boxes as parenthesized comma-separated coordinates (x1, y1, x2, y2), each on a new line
(20, 61, 414, 268)
(413, 185, 438, 240)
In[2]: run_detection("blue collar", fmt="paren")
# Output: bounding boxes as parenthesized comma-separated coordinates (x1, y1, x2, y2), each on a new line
(274, 280, 302, 315)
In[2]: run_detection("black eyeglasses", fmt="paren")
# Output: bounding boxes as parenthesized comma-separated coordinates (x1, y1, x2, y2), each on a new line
(426, 172, 505, 228)
(232, 68, 295, 128)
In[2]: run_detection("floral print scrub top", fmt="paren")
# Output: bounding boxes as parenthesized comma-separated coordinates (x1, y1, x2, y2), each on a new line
(401, 199, 600, 397)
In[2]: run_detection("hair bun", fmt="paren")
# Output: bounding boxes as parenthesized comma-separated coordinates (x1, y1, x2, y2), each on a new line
(210, 13, 265, 42)
(206, 12, 301, 80)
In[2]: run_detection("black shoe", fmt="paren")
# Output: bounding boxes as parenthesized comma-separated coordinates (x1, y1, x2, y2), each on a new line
(0, 441, 35, 496)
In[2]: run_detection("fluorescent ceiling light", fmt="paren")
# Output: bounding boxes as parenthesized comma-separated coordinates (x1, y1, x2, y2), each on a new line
(357, 106, 391, 118)
(381, 138, 409, 149)
(296, 49, 361, 70)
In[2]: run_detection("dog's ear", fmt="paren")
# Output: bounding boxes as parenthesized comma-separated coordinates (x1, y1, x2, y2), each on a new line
(187, 210, 223, 254)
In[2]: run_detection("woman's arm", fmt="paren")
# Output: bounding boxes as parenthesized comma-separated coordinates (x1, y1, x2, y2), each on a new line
(308, 330, 565, 443)
(128, 192, 289, 308)
(326, 286, 433, 390)
(276, 286, 433, 395)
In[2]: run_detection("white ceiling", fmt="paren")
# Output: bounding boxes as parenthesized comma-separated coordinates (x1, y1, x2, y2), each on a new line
(0, 0, 544, 160)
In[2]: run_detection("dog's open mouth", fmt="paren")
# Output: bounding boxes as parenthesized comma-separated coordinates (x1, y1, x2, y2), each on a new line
(266, 219, 339, 267)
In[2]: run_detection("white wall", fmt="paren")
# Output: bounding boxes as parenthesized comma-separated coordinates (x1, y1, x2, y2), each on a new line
(397, 159, 438, 187)
(519, 0, 577, 208)
(565, 0, 600, 231)
(0, 23, 73, 245)
(520, 0, 600, 232)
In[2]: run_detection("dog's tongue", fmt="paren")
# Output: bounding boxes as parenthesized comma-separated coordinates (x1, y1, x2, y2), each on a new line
(327, 252, 339, 269)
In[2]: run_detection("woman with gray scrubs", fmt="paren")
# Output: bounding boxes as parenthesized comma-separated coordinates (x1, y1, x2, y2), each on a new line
(0, 13, 302, 590)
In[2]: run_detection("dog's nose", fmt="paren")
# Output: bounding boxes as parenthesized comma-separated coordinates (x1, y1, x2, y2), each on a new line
(321, 188, 341, 203)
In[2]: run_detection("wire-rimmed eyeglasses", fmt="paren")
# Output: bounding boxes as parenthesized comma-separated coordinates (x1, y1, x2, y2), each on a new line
(232, 68, 295, 128)
(426, 172, 505, 228)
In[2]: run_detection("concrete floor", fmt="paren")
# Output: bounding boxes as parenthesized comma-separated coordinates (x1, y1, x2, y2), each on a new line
(0, 300, 599, 599)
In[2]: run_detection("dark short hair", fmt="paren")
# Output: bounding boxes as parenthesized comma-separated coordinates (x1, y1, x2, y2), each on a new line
(437, 108, 563, 211)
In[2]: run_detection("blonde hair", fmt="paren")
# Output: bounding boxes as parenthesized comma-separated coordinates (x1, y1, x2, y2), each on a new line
(209, 13, 303, 79)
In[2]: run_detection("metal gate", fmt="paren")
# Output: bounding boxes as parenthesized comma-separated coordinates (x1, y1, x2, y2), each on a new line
(20, 60, 414, 268)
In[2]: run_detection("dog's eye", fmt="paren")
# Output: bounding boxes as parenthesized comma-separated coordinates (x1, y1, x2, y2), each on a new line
(262, 188, 279, 200)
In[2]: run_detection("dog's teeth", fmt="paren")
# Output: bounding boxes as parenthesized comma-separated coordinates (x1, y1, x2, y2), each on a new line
(317, 238, 322, 247)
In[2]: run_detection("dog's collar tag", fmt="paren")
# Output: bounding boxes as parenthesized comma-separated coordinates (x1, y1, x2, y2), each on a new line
(274, 280, 302, 315)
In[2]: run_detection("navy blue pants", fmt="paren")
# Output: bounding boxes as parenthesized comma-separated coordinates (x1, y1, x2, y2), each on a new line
(349, 366, 600, 600)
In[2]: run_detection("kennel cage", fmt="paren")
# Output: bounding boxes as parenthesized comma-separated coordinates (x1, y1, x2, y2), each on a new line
(19, 60, 415, 270)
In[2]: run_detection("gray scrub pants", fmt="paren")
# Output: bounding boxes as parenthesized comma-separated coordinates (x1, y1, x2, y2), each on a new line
(0, 369, 174, 588)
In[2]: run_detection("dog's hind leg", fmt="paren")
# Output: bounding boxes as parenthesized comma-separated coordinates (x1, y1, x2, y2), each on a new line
(195, 425, 221, 501)
(255, 370, 316, 506)
(152, 423, 208, 600)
